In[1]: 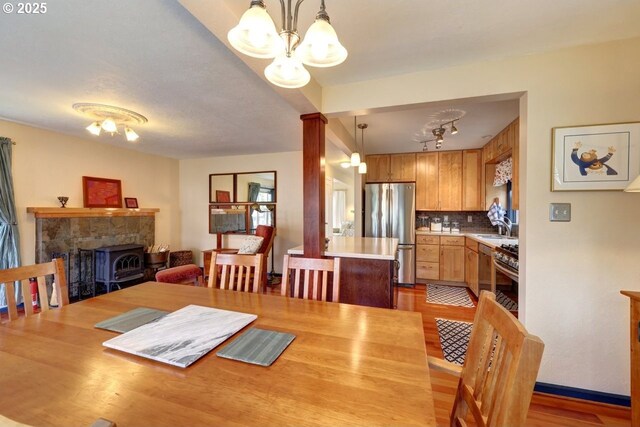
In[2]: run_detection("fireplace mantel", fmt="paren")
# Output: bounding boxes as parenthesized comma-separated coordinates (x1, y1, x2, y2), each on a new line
(27, 207, 159, 218)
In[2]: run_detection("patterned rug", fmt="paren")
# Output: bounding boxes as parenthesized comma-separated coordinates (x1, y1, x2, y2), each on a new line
(496, 290, 518, 311)
(436, 318, 473, 365)
(426, 284, 474, 307)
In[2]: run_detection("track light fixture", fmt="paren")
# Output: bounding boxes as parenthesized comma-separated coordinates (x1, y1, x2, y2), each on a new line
(415, 119, 461, 150)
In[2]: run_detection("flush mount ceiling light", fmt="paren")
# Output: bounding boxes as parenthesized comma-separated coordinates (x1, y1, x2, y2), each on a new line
(228, 0, 347, 89)
(73, 103, 147, 143)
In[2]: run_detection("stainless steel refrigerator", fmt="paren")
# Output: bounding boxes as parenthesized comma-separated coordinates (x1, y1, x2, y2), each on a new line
(364, 183, 415, 285)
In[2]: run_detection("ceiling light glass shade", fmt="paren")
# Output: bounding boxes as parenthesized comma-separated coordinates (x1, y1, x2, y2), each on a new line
(227, 3, 281, 59)
(101, 118, 117, 133)
(350, 152, 361, 167)
(358, 162, 367, 174)
(450, 123, 458, 134)
(124, 126, 139, 142)
(624, 175, 640, 192)
(264, 55, 311, 88)
(340, 161, 352, 169)
(86, 121, 101, 136)
(295, 18, 347, 67)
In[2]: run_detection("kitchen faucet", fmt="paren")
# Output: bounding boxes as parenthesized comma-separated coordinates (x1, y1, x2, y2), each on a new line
(495, 217, 513, 237)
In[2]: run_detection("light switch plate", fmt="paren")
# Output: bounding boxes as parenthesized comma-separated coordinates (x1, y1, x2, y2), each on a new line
(550, 203, 571, 222)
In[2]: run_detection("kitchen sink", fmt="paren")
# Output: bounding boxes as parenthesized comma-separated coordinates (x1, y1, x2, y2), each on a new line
(474, 234, 517, 240)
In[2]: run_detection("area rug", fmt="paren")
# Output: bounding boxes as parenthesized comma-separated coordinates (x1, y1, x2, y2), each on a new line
(436, 318, 473, 365)
(426, 284, 474, 307)
(495, 290, 518, 311)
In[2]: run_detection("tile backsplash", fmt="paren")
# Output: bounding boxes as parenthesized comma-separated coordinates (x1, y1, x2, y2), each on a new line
(416, 211, 512, 234)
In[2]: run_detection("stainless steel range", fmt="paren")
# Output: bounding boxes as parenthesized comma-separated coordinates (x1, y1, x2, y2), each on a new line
(493, 243, 519, 282)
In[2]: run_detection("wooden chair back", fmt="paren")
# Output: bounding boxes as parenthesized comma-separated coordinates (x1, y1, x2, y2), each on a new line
(451, 291, 544, 427)
(208, 253, 264, 293)
(280, 255, 341, 302)
(0, 258, 69, 322)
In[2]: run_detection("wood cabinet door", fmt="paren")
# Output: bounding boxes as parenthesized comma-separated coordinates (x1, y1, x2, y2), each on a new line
(365, 155, 390, 182)
(465, 248, 479, 297)
(417, 261, 439, 281)
(389, 154, 416, 182)
(512, 119, 520, 210)
(416, 244, 439, 262)
(438, 151, 462, 211)
(415, 153, 439, 210)
(462, 149, 483, 211)
(440, 245, 465, 282)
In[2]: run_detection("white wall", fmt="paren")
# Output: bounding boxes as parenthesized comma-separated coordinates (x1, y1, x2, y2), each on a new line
(179, 151, 303, 273)
(0, 119, 181, 264)
(322, 37, 640, 396)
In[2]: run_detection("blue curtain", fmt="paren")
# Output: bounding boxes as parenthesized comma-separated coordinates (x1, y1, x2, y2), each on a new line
(248, 182, 261, 202)
(0, 137, 21, 307)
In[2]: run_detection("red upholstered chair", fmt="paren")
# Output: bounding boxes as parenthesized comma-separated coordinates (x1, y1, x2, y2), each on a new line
(155, 264, 204, 286)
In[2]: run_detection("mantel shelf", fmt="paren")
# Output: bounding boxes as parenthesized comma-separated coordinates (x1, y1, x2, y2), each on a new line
(26, 207, 160, 218)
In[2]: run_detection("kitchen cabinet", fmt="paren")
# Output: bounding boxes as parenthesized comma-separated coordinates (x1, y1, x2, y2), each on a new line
(512, 119, 520, 210)
(462, 149, 483, 211)
(416, 151, 462, 211)
(482, 118, 520, 210)
(416, 234, 439, 281)
(465, 238, 479, 296)
(415, 153, 439, 210)
(365, 154, 415, 182)
(439, 236, 465, 282)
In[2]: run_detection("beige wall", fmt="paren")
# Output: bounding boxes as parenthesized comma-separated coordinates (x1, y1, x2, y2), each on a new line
(0, 120, 181, 264)
(323, 37, 640, 396)
(179, 152, 303, 273)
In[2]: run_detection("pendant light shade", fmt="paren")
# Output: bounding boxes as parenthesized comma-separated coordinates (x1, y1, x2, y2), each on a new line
(264, 55, 311, 88)
(358, 162, 367, 174)
(295, 18, 348, 67)
(350, 152, 361, 167)
(227, 2, 281, 59)
(624, 175, 640, 192)
(86, 121, 101, 136)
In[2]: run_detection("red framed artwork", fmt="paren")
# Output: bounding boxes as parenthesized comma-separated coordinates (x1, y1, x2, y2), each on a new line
(124, 197, 139, 208)
(82, 176, 123, 208)
(216, 190, 231, 203)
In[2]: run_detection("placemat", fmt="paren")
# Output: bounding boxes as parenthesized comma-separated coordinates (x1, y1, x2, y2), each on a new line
(217, 327, 295, 367)
(95, 307, 169, 333)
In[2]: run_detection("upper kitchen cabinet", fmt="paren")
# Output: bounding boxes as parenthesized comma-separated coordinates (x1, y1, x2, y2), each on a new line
(462, 149, 484, 211)
(365, 153, 416, 182)
(483, 118, 519, 210)
(416, 151, 462, 211)
(438, 151, 462, 211)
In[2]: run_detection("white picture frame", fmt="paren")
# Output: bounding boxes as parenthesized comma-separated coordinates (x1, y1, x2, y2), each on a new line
(551, 122, 640, 191)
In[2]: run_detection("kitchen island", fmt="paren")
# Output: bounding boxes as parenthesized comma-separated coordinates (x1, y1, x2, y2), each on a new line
(288, 236, 398, 309)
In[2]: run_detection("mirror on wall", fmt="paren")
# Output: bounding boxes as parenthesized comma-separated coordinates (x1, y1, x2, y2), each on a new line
(209, 171, 276, 203)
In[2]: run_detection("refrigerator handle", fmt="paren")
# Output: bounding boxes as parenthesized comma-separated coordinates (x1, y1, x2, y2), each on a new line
(387, 186, 393, 237)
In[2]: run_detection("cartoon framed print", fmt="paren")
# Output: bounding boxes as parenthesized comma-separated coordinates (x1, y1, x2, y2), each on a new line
(551, 122, 640, 191)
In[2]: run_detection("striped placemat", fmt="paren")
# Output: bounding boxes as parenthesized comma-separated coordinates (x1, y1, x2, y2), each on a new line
(217, 327, 295, 367)
(95, 307, 169, 333)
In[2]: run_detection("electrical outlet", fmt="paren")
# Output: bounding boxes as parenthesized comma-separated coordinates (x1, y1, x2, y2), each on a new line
(550, 203, 571, 222)
(467, 215, 473, 223)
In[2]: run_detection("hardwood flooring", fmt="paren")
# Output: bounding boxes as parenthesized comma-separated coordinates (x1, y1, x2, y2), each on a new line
(267, 282, 631, 426)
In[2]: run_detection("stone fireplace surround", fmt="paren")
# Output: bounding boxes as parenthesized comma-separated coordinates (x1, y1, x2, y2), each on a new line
(27, 208, 159, 300)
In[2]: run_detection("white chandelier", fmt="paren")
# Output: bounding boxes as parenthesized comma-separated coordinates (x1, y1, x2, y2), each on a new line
(228, 0, 348, 89)
(73, 103, 147, 142)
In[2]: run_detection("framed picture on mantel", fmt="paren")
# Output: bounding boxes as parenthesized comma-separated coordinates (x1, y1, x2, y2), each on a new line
(551, 122, 640, 191)
(82, 176, 123, 208)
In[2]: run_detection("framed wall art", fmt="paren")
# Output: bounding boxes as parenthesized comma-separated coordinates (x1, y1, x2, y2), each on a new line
(124, 197, 139, 208)
(82, 176, 123, 208)
(551, 122, 640, 191)
(215, 190, 231, 203)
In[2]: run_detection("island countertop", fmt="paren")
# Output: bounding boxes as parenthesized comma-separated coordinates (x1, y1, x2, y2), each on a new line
(287, 236, 398, 260)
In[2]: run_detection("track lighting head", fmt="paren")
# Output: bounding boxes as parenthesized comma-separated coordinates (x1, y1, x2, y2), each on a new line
(450, 122, 458, 135)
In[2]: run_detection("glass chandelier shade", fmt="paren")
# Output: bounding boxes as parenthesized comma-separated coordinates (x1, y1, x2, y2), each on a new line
(101, 118, 118, 133)
(295, 18, 348, 67)
(86, 121, 101, 136)
(350, 152, 361, 167)
(124, 126, 139, 142)
(358, 161, 367, 174)
(264, 55, 311, 88)
(227, 3, 282, 59)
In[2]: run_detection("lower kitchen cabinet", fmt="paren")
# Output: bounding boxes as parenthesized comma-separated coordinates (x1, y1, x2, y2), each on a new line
(440, 244, 465, 282)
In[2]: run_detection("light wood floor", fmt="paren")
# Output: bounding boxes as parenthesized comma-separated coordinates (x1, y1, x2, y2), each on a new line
(267, 282, 631, 426)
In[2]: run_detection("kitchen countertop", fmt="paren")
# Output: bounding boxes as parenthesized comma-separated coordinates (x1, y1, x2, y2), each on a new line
(287, 236, 399, 260)
(416, 229, 518, 249)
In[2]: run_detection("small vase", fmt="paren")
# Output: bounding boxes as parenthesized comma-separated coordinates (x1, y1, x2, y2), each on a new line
(57, 196, 69, 208)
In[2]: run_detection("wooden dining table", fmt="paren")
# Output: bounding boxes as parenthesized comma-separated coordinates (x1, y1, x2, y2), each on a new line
(0, 282, 436, 426)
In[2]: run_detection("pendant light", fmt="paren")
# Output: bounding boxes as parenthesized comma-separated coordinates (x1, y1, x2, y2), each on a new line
(358, 123, 368, 175)
(350, 116, 361, 166)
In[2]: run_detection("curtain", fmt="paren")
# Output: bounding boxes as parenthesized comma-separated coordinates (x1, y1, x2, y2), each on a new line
(0, 137, 21, 307)
(248, 182, 261, 202)
(493, 157, 513, 186)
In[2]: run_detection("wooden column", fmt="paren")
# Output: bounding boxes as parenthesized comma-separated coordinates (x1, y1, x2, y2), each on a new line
(621, 290, 640, 426)
(301, 113, 327, 258)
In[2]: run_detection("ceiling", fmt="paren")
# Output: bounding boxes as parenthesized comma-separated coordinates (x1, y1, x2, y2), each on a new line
(0, 0, 639, 159)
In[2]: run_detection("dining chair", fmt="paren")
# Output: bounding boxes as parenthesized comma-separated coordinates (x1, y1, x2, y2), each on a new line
(0, 258, 69, 322)
(280, 255, 341, 302)
(208, 253, 264, 293)
(428, 291, 544, 427)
